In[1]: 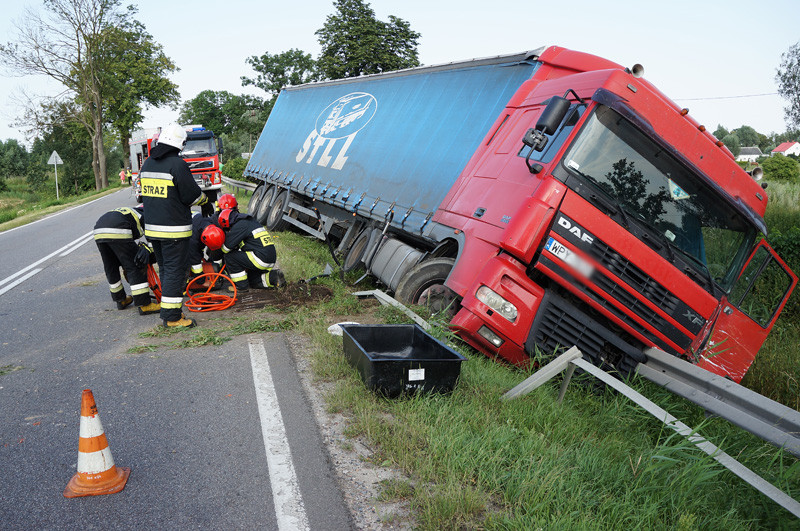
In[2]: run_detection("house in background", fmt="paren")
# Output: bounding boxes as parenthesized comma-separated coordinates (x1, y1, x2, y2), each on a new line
(737, 146, 763, 163)
(771, 141, 800, 157)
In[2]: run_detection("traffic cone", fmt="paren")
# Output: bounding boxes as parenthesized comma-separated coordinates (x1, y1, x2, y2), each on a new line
(63, 389, 130, 498)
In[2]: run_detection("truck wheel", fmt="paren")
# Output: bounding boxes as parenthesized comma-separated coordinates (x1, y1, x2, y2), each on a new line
(265, 189, 290, 231)
(255, 185, 275, 225)
(342, 229, 370, 272)
(394, 257, 459, 316)
(247, 185, 265, 215)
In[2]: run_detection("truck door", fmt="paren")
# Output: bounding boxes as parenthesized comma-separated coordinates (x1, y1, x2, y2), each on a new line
(697, 241, 796, 382)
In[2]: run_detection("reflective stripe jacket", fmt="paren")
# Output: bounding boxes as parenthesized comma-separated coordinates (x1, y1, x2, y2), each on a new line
(93, 207, 144, 242)
(221, 215, 276, 265)
(140, 153, 207, 240)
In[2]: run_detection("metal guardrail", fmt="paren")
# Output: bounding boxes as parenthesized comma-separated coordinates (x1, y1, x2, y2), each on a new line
(221, 175, 257, 193)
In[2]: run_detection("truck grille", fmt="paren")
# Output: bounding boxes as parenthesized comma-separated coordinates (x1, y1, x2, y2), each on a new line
(526, 291, 644, 375)
(551, 215, 704, 336)
(586, 240, 679, 313)
(538, 256, 685, 352)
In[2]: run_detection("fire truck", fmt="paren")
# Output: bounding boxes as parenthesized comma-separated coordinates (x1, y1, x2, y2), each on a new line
(129, 125, 224, 203)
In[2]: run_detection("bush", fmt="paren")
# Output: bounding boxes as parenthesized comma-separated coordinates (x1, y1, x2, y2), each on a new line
(223, 156, 247, 180)
(760, 154, 800, 181)
(766, 227, 800, 319)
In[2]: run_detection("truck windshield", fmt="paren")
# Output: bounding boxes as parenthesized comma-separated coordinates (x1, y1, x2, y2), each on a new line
(181, 137, 215, 157)
(561, 105, 757, 292)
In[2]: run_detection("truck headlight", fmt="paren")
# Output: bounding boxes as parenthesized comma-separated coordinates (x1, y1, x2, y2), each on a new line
(476, 285, 518, 322)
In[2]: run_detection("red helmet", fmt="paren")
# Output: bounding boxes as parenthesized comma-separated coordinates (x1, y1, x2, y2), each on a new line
(217, 193, 238, 211)
(218, 208, 234, 229)
(200, 224, 225, 250)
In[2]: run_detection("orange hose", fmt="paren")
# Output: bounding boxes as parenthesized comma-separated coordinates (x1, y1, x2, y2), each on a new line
(185, 268, 237, 312)
(147, 264, 162, 302)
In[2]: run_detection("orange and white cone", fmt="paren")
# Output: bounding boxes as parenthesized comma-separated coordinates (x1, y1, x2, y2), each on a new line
(63, 389, 130, 498)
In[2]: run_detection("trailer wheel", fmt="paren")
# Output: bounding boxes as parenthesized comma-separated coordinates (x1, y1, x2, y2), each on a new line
(265, 189, 290, 231)
(342, 229, 370, 272)
(254, 185, 275, 225)
(394, 257, 459, 316)
(247, 184, 265, 215)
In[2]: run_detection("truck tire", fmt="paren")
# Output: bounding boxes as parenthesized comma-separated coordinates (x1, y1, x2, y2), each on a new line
(265, 189, 290, 232)
(247, 185, 265, 215)
(394, 257, 459, 315)
(254, 185, 275, 225)
(342, 229, 370, 272)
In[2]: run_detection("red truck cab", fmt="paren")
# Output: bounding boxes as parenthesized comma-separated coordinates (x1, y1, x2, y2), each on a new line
(441, 46, 796, 382)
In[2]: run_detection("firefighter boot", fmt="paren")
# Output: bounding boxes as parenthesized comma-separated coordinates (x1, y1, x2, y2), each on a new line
(268, 269, 286, 289)
(163, 314, 197, 329)
(116, 296, 133, 310)
(138, 302, 161, 315)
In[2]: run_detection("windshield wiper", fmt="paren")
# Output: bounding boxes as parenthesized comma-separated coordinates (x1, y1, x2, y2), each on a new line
(569, 167, 630, 228)
(621, 209, 675, 263)
(668, 243, 715, 293)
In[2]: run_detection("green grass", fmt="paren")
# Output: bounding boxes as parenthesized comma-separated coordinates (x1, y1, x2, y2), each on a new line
(0, 174, 128, 230)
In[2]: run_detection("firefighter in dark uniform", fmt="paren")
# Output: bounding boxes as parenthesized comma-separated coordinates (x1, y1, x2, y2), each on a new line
(187, 212, 224, 287)
(93, 205, 160, 315)
(217, 208, 285, 291)
(139, 123, 211, 328)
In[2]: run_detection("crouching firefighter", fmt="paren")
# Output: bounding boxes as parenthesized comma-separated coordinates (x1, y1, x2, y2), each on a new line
(187, 213, 225, 290)
(93, 205, 160, 315)
(217, 208, 285, 291)
(140, 122, 211, 328)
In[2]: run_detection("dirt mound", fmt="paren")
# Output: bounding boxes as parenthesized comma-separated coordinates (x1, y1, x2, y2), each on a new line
(232, 283, 334, 311)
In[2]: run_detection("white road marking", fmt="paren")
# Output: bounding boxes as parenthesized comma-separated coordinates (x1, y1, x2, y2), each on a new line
(60, 234, 94, 256)
(0, 231, 93, 295)
(248, 336, 309, 531)
(0, 269, 42, 296)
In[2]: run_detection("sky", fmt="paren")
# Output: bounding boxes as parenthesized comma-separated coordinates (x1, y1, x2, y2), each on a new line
(0, 0, 798, 148)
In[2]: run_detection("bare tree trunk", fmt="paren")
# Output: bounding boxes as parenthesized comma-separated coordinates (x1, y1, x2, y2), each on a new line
(91, 132, 101, 190)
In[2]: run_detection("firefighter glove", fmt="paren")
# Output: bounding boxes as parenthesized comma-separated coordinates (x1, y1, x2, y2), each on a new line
(134, 243, 153, 269)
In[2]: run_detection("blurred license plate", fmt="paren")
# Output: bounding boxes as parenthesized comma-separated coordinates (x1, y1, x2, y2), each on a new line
(545, 237, 594, 278)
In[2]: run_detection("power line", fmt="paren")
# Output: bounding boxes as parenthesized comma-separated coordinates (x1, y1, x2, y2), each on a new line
(675, 92, 778, 101)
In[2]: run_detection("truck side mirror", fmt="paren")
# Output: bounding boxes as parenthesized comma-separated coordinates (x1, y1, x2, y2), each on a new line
(218, 138, 224, 155)
(536, 96, 571, 135)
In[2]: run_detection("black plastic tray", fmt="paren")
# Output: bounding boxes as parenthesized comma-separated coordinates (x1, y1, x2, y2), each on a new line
(340, 324, 466, 397)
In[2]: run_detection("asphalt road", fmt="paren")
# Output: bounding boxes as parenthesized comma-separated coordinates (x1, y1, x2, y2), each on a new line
(0, 189, 353, 529)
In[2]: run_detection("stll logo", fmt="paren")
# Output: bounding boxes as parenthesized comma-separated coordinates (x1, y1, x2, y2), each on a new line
(296, 92, 377, 170)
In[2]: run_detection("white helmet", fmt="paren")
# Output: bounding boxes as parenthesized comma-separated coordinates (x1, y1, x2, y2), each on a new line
(157, 123, 187, 150)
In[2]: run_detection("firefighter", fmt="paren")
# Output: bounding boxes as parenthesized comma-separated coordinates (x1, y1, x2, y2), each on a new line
(93, 205, 160, 315)
(187, 213, 224, 288)
(216, 193, 238, 213)
(217, 208, 285, 291)
(139, 122, 212, 328)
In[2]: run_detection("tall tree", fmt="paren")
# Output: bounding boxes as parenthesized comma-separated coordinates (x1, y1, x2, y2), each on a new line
(713, 125, 729, 140)
(732, 125, 760, 147)
(315, 0, 420, 80)
(721, 133, 741, 157)
(100, 13, 180, 168)
(776, 41, 800, 130)
(0, 0, 172, 190)
(242, 48, 318, 100)
(178, 90, 265, 137)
